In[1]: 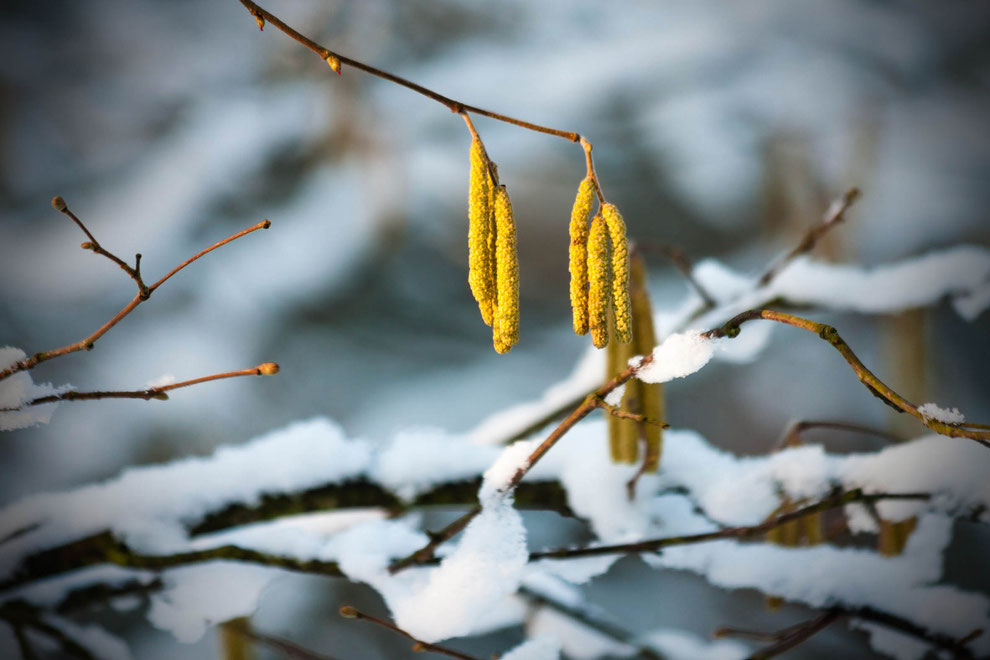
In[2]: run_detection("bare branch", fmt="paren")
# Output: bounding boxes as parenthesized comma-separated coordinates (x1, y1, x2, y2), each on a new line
(0, 219, 272, 382)
(744, 610, 843, 660)
(758, 188, 861, 287)
(339, 606, 482, 660)
(16, 363, 279, 407)
(704, 309, 990, 447)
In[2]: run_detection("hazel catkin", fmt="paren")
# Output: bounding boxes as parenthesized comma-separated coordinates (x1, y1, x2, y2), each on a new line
(603, 203, 631, 345)
(587, 214, 611, 349)
(493, 185, 519, 353)
(468, 137, 495, 326)
(569, 177, 596, 335)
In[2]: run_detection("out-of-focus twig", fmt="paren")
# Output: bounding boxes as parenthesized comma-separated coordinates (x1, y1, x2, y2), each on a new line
(338, 606, 482, 660)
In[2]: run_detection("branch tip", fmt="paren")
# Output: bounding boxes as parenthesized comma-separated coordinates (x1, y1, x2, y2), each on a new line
(339, 605, 359, 619)
(261, 219, 271, 229)
(257, 362, 280, 376)
(51, 196, 67, 212)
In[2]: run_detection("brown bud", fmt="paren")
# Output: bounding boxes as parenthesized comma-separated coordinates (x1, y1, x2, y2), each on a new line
(338, 605, 359, 619)
(326, 54, 342, 75)
(52, 196, 67, 211)
(257, 362, 280, 376)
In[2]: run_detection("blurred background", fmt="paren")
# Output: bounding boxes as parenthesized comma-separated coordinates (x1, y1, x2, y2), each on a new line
(1, 0, 989, 657)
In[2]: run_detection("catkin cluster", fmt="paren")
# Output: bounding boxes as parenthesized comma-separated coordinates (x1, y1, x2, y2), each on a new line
(606, 253, 663, 470)
(467, 137, 519, 353)
(568, 178, 632, 349)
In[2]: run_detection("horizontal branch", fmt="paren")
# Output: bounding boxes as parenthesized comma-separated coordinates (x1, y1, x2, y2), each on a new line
(17, 363, 279, 407)
(529, 489, 928, 561)
(703, 309, 990, 448)
(0, 217, 271, 382)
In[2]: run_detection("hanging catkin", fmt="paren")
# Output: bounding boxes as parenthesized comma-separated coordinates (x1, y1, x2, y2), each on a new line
(493, 185, 519, 353)
(630, 253, 663, 472)
(468, 137, 495, 326)
(602, 203, 631, 344)
(587, 214, 611, 349)
(606, 311, 639, 463)
(569, 177, 596, 335)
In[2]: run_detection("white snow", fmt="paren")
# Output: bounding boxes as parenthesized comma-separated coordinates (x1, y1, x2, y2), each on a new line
(633, 331, 719, 384)
(917, 403, 965, 425)
(0, 347, 69, 431)
(500, 635, 561, 660)
(640, 628, 749, 660)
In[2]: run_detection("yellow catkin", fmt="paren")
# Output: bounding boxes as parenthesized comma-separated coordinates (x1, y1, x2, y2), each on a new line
(606, 309, 639, 464)
(493, 185, 519, 353)
(587, 214, 611, 349)
(878, 517, 918, 556)
(468, 138, 495, 326)
(569, 177, 596, 335)
(630, 253, 663, 472)
(602, 203, 631, 344)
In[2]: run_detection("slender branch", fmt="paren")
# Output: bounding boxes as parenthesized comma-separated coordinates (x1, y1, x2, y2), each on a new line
(593, 395, 668, 429)
(777, 419, 902, 450)
(226, 618, 339, 660)
(339, 606, 482, 660)
(847, 606, 978, 658)
(238, 0, 580, 143)
(745, 610, 843, 660)
(519, 586, 663, 660)
(758, 188, 861, 287)
(581, 137, 607, 204)
(529, 489, 929, 561)
(0, 219, 272, 382)
(703, 309, 990, 447)
(148, 220, 270, 293)
(15, 363, 279, 407)
(636, 242, 717, 308)
(0, 601, 95, 660)
(388, 505, 480, 574)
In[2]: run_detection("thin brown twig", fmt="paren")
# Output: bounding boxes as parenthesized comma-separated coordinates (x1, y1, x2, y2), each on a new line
(593, 395, 668, 428)
(15, 363, 279, 407)
(703, 309, 990, 448)
(581, 137, 607, 204)
(338, 606, 482, 660)
(239, 0, 580, 143)
(636, 241, 717, 308)
(745, 610, 843, 660)
(528, 489, 929, 561)
(758, 188, 861, 287)
(777, 419, 902, 450)
(226, 618, 339, 660)
(387, 505, 480, 574)
(0, 218, 271, 382)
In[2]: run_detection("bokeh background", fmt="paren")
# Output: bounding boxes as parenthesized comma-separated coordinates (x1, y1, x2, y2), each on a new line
(2, 0, 989, 657)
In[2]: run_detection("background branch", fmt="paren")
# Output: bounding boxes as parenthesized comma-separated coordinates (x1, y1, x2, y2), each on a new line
(338, 606, 482, 660)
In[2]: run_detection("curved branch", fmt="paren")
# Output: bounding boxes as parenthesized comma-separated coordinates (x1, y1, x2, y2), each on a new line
(703, 310, 990, 448)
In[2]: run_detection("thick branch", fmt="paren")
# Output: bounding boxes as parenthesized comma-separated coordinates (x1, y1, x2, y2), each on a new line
(703, 309, 990, 447)
(0, 219, 271, 382)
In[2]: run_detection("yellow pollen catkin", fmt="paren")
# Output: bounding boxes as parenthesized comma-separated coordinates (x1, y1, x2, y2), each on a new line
(468, 137, 495, 326)
(569, 177, 596, 335)
(493, 185, 519, 353)
(587, 214, 611, 349)
(603, 203, 631, 344)
(630, 253, 663, 472)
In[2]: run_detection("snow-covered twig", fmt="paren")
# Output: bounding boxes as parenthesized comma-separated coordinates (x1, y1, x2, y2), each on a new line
(704, 309, 990, 447)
